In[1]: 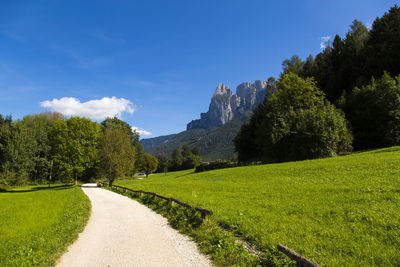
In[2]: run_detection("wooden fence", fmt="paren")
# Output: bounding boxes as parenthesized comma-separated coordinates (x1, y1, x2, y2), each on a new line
(277, 244, 321, 267)
(97, 182, 320, 266)
(97, 182, 213, 219)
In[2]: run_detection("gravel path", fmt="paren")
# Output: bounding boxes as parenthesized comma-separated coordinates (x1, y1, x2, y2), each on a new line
(57, 184, 212, 267)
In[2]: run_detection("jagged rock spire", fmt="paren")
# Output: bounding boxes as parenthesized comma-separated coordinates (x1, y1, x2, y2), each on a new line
(187, 80, 271, 130)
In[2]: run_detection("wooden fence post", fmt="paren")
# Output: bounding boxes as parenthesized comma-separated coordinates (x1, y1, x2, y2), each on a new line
(277, 244, 320, 267)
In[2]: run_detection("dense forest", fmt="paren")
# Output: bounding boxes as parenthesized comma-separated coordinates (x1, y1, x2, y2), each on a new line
(235, 6, 400, 163)
(0, 114, 157, 186)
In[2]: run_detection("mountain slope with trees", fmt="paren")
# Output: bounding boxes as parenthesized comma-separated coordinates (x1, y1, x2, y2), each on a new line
(143, 112, 252, 161)
(141, 79, 272, 161)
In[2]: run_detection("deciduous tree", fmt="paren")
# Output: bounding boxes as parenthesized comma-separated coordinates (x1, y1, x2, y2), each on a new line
(50, 117, 101, 184)
(142, 153, 158, 178)
(98, 128, 136, 186)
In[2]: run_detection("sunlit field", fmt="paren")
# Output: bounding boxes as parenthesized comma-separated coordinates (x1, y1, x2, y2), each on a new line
(117, 147, 400, 266)
(0, 185, 90, 266)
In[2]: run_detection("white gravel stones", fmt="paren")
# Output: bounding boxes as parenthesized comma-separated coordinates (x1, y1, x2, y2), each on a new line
(57, 184, 212, 267)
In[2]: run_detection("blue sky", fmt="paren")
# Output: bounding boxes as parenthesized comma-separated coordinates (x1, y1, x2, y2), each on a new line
(0, 0, 398, 138)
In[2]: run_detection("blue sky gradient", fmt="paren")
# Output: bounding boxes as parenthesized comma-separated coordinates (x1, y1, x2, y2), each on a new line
(0, 0, 398, 137)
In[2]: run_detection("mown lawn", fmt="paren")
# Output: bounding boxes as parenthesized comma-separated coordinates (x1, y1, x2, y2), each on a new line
(116, 147, 400, 266)
(0, 185, 90, 266)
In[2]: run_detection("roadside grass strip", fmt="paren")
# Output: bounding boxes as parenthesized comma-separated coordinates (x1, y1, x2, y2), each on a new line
(105, 185, 294, 266)
(0, 185, 91, 266)
(115, 147, 400, 266)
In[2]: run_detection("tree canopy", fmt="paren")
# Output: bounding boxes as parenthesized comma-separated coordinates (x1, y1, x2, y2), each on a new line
(235, 73, 353, 163)
(50, 117, 101, 184)
(98, 128, 136, 186)
(142, 153, 158, 178)
(344, 72, 400, 149)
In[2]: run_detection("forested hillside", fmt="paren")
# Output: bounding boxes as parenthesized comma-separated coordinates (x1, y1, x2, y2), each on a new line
(143, 112, 251, 161)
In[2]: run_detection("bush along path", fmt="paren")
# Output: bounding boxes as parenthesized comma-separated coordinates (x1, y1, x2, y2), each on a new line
(56, 184, 212, 267)
(103, 183, 297, 266)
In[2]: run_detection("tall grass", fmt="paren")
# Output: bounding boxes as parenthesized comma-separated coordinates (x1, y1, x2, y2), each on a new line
(0, 185, 90, 266)
(116, 147, 400, 266)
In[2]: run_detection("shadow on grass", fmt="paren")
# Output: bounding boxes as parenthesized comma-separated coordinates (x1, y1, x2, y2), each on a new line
(0, 184, 75, 193)
(373, 147, 400, 154)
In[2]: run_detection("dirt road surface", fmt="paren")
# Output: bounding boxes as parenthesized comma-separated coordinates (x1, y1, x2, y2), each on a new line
(56, 184, 212, 267)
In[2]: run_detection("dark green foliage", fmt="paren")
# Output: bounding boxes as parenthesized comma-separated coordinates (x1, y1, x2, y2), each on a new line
(101, 117, 141, 149)
(0, 113, 141, 186)
(236, 73, 353, 163)
(191, 146, 201, 156)
(365, 5, 400, 79)
(20, 113, 65, 184)
(143, 112, 252, 161)
(167, 144, 203, 171)
(101, 117, 143, 174)
(0, 120, 36, 185)
(344, 72, 400, 149)
(49, 117, 101, 184)
(278, 6, 400, 153)
(142, 153, 158, 177)
(0, 113, 64, 185)
(141, 134, 177, 150)
(98, 128, 136, 186)
(195, 160, 238, 173)
(282, 6, 400, 105)
(156, 152, 168, 173)
(282, 55, 304, 76)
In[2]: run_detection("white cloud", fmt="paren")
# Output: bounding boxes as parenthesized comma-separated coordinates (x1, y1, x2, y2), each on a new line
(40, 96, 134, 120)
(132, 126, 152, 136)
(320, 36, 331, 50)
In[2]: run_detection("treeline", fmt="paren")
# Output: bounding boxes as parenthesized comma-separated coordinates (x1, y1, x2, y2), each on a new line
(235, 6, 400, 163)
(156, 144, 202, 172)
(0, 113, 156, 186)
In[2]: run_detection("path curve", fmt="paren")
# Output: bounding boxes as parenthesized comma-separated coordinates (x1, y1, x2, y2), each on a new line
(57, 184, 212, 267)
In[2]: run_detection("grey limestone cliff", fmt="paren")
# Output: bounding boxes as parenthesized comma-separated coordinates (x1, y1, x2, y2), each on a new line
(187, 80, 270, 130)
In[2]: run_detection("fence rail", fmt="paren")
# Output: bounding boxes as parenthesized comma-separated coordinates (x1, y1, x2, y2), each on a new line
(97, 182, 320, 266)
(98, 182, 213, 218)
(277, 244, 320, 267)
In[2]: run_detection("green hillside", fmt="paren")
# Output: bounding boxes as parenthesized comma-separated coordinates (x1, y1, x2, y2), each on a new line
(142, 112, 251, 161)
(116, 147, 400, 266)
(140, 133, 177, 150)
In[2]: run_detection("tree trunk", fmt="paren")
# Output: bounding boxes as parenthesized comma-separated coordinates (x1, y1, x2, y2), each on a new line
(74, 171, 78, 185)
(146, 173, 149, 178)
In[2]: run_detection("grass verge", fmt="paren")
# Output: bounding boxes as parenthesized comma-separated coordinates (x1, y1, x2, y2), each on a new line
(104, 185, 294, 266)
(116, 147, 400, 266)
(0, 185, 91, 266)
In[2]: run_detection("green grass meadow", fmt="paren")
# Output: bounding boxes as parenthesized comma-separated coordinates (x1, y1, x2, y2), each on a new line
(0, 185, 91, 266)
(116, 147, 400, 266)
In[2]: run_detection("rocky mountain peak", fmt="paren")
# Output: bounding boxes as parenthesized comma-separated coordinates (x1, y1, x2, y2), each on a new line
(187, 80, 271, 130)
(212, 83, 232, 98)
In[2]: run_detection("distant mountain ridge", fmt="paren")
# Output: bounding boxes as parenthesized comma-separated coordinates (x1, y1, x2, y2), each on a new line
(142, 112, 252, 161)
(141, 80, 272, 160)
(141, 134, 176, 150)
(187, 80, 270, 130)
